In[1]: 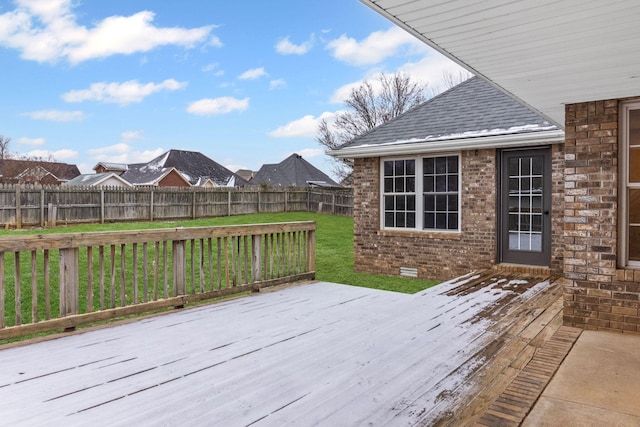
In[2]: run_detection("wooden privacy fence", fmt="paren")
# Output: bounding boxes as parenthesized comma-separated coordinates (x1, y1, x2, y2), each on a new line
(0, 185, 353, 228)
(0, 221, 316, 340)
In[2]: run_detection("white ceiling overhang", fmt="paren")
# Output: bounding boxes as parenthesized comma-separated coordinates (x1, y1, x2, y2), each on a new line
(360, 0, 640, 127)
(330, 129, 565, 158)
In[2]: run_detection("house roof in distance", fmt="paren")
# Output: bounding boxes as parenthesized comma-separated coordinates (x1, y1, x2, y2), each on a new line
(0, 158, 80, 181)
(331, 77, 563, 158)
(65, 172, 132, 187)
(252, 154, 340, 187)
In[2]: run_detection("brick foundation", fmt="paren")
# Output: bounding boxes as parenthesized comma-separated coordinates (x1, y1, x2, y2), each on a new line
(563, 99, 640, 333)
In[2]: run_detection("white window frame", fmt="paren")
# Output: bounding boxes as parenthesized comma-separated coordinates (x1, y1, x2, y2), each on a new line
(619, 101, 640, 268)
(380, 153, 461, 232)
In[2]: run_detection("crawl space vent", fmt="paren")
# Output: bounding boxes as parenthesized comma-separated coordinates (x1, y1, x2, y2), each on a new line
(400, 267, 418, 278)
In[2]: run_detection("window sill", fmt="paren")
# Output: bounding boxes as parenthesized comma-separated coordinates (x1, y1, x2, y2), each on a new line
(379, 229, 462, 240)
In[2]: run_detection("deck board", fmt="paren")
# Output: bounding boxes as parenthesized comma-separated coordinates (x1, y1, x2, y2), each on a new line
(0, 273, 559, 426)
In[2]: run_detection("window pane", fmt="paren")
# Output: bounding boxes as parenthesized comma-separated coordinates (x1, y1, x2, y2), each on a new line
(384, 178, 393, 193)
(522, 158, 531, 175)
(407, 213, 416, 228)
(424, 213, 435, 229)
(630, 147, 640, 183)
(396, 212, 405, 227)
(448, 194, 458, 211)
(532, 177, 543, 192)
(436, 175, 447, 192)
(448, 214, 458, 230)
(425, 195, 435, 211)
(436, 195, 447, 211)
(384, 161, 393, 176)
(447, 156, 458, 173)
(395, 160, 405, 175)
(385, 212, 394, 228)
(424, 158, 434, 174)
(435, 157, 447, 174)
(406, 177, 415, 192)
(532, 157, 543, 175)
(509, 178, 519, 193)
(448, 175, 458, 192)
(395, 177, 404, 192)
(407, 195, 415, 210)
(406, 160, 416, 175)
(436, 213, 447, 229)
(424, 176, 434, 192)
(396, 196, 405, 210)
(385, 196, 394, 210)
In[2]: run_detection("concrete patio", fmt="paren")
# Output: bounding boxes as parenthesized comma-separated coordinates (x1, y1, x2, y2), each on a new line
(0, 271, 568, 426)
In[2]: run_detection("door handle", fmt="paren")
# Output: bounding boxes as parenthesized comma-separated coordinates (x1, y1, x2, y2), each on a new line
(543, 210, 550, 215)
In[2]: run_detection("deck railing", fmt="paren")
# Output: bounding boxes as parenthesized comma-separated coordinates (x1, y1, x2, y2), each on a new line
(0, 221, 315, 340)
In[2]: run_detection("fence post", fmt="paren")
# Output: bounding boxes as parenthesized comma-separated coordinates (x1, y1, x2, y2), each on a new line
(192, 190, 196, 220)
(15, 186, 21, 229)
(307, 187, 311, 212)
(285, 190, 288, 212)
(150, 190, 154, 222)
(252, 234, 262, 286)
(227, 190, 232, 216)
(257, 190, 261, 213)
(40, 188, 45, 227)
(100, 189, 105, 224)
(59, 248, 79, 321)
(172, 238, 186, 299)
(332, 192, 336, 215)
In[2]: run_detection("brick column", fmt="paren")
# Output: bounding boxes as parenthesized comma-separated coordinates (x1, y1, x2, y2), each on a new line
(563, 100, 640, 332)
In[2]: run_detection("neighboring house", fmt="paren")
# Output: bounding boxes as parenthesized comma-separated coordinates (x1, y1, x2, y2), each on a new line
(137, 149, 247, 187)
(235, 169, 255, 182)
(352, 1, 640, 333)
(251, 154, 341, 187)
(120, 165, 192, 188)
(331, 77, 564, 280)
(0, 159, 80, 185)
(93, 162, 128, 175)
(64, 172, 132, 188)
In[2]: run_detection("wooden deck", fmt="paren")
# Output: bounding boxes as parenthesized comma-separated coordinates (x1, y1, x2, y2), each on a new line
(0, 270, 564, 426)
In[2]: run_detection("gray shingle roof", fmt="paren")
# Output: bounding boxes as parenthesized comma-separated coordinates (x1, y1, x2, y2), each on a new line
(337, 76, 559, 150)
(65, 173, 129, 187)
(251, 154, 340, 187)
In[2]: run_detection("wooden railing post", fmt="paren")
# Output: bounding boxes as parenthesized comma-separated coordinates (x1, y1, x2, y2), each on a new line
(172, 238, 186, 298)
(59, 248, 79, 318)
(252, 234, 262, 286)
(307, 229, 316, 277)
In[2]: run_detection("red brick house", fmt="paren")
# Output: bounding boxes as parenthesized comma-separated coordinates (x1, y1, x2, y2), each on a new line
(344, 0, 640, 333)
(0, 159, 80, 185)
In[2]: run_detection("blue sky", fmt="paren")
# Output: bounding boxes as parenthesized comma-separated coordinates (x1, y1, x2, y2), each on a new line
(0, 0, 464, 178)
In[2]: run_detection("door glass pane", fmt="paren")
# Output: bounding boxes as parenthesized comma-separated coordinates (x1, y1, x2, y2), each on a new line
(630, 226, 640, 261)
(630, 189, 640, 223)
(506, 154, 544, 253)
(630, 147, 640, 183)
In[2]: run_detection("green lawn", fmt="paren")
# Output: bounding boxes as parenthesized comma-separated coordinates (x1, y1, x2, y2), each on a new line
(2, 212, 437, 294)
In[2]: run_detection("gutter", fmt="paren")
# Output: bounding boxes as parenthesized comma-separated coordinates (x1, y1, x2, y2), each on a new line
(329, 130, 565, 159)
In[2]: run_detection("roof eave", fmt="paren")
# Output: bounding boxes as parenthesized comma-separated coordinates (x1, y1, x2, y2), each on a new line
(329, 130, 565, 159)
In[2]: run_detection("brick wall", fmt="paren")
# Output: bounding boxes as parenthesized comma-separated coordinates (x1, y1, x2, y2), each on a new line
(353, 146, 565, 282)
(353, 150, 497, 281)
(563, 99, 640, 332)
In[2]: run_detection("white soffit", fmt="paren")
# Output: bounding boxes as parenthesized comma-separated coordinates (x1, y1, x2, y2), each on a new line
(361, 0, 640, 127)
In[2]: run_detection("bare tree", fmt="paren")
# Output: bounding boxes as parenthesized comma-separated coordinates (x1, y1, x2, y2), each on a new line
(442, 69, 473, 90)
(0, 135, 11, 159)
(318, 72, 428, 182)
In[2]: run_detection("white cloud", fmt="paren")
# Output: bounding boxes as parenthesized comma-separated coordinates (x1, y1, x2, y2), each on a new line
(238, 67, 267, 80)
(0, 0, 216, 64)
(326, 27, 426, 67)
(187, 97, 249, 116)
(22, 109, 85, 122)
(86, 143, 164, 164)
(275, 36, 313, 55)
(269, 79, 286, 90)
(16, 137, 46, 146)
(269, 111, 341, 138)
(62, 79, 187, 105)
(202, 63, 224, 76)
(25, 148, 78, 160)
(208, 35, 223, 48)
(121, 130, 144, 142)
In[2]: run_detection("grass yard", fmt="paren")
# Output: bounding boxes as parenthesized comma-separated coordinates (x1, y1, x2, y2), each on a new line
(2, 212, 438, 294)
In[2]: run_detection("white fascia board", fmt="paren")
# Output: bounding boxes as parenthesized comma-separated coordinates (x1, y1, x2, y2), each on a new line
(329, 130, 565, 159)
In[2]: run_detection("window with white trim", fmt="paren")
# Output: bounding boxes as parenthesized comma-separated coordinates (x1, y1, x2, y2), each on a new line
(382, 155, 460, 231)
(620, 102, 640, 267)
